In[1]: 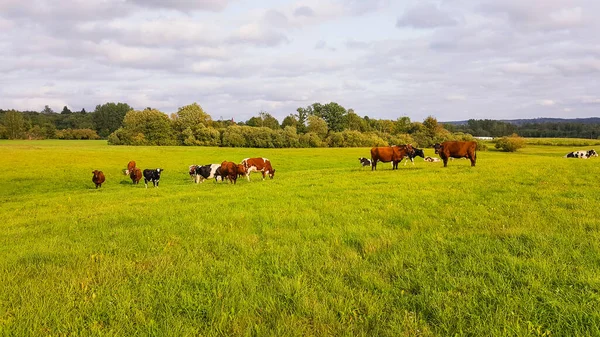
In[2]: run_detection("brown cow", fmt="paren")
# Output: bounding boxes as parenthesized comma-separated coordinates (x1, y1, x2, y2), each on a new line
(370, 145, 414, 170)
(219, 161, 238, 184)
(92, 170, 105, 188)
(433, 141, 477, 167)
(237, 164, 247, 178)
(129, 167, 142, 184)
(125, 161, 136, 175)
(241, 157, 275, 181)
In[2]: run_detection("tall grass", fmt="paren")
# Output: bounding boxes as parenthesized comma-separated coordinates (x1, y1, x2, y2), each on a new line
(524, 137, 600, 147)
(1, 140, 599, 336)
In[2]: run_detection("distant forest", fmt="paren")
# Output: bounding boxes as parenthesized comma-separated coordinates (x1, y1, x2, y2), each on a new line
(1, 102, 599, 148)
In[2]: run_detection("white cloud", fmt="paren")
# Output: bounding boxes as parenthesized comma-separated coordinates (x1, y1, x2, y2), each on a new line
(539, 100, 556, 106)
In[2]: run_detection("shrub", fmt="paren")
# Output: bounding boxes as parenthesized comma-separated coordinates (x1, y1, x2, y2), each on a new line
(495, 134, 526, 152)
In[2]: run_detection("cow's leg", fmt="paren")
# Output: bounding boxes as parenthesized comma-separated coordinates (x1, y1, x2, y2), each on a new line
(470, 152, 476, 166)
(144, 179, 148, 188)
(371, 159, 376, 171)
(156, 180, 159, 188)
(443, 158, 448, 167)
(262, 171, 266, 180)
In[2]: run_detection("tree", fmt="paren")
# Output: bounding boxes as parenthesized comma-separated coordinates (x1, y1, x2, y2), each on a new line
(2, 110, 25, 139)
(307, 115, 328, 138)
(61, 106, 72, 114)
(245, 111, 280, 130)
(282, 114, 298, 129)
(172, 103, 212, 129)
(41, 105, 54, 114)
(346, 110, 367, 132)
(79, 108, 87, 114)
(495, 133, 525, 152)
(116, 108, 174, 145)
(295, 108, 309, 134)
(321, 102, 347, 132)
(395, 116, 411, 134)
(92, 102, 132, 138)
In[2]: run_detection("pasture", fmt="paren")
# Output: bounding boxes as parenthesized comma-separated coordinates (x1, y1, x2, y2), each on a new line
(1, 140, 599, 336)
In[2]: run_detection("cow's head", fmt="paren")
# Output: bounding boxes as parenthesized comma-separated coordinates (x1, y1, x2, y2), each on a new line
(588, 149, 598, 157)
(269, 169, 275, 179)
(414, 148, 425, 158)
(92, 170, 102, 178)
(433, 143, 442, 154)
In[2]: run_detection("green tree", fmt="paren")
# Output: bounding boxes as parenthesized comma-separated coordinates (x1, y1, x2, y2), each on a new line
(321, 102, 347, 132)
(346, 110, 367, 132)
(41, 105, 54, 114)
(61, 106, 72, 114)
(118, 108, 174, 145)
(246, 111, 280, 130)
(172, 103, 212, 129)
(307, 115, 328, 138)
(394, 116, 411, 134)
(495, 133, 525, 152)
(92, 102, 132, 138)
(282, 114, 299, 129)
(3, 110, 25, 139)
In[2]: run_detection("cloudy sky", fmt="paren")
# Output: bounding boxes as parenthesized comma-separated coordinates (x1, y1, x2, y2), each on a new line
(1, 0, 599, 122)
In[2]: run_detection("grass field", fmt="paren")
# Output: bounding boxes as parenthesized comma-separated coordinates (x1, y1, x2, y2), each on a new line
(1, 140, 600, 336)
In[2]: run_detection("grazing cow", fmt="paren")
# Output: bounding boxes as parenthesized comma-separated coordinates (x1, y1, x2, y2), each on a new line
(125, 161, 136, 175)
(241, 158, 275, 181)
(194, 164, 222, 183)
(92, 170, 105, 188)
(214, 167, 225, 182)
(129, 167, 142, 184)
(564, 149, 598, 159)
(370, 144, 414, 170)
(433, 141, 477, 167)
(359, 157, 372, 167)
(143, 168, 163, 188)
(237, 164, 247, 178)
(219, 161, 238, 184)
(424, 156, 441, 163)
(404, 148, 425, 166)
(189, 165, 199, 182)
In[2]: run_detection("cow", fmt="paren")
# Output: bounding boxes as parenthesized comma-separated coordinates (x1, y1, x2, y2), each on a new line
(143, 168, 163, 188)
(194, 164, 222, 183)
(189, 165, 199, 182)
(433, 141, 477, 167)
(214, 167, 225, 183)
(403, 148, 425, 166)
(129, 167, 142, 184)
(241, 158, 275, 181)
(424, 156, 441, 163)
(237, 164, 247, 178)
(370, 144, 414, 170)
(92, 170, 105, 188)
(125, 161, 136, 175)
(219, 161, 238, 184)
(564, 149, 598, 159)
(359, 157, 371, 167)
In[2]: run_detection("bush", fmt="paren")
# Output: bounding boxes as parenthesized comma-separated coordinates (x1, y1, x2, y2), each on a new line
(299, 132, 324, 147)
(55, 128, 100, 140)
(495, 134, 526, 152)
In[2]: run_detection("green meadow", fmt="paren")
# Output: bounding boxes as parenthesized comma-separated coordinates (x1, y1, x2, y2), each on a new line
(1, 140, 600, 336)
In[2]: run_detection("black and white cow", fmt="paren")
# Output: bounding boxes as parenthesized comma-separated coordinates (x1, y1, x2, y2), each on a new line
(403, 148, 425, 165)
(358, 157, 371, 167)
(189, 165, 199, 182)
(194, 164, 222, 183)
(564, 149, 598, 159)
(424, 156, 440, 162)
(143, 168, 163, 188)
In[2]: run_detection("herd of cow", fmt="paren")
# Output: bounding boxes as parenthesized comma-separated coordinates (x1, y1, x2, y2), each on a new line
(90, 157, 275, 188)
(364, 141, 478, 170)
(90, 141, 598, 188)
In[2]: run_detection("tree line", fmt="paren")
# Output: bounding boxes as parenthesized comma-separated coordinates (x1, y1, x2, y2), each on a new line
(448, 119, 600, 139)
(3, 101, 597, 148)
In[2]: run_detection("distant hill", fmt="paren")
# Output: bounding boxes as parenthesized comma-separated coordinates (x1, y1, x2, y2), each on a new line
(444, 117, 600, 125)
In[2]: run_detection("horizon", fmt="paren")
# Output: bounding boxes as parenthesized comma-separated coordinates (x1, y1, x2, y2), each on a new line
(1, 0, 599, 122)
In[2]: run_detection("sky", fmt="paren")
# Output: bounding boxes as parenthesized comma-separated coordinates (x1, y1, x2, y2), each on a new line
(1, 0, 599, 122)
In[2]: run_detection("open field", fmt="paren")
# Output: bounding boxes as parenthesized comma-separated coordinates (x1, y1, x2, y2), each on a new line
(1, 140, 600, 336)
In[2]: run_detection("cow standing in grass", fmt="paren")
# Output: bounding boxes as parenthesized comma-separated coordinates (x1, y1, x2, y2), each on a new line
(370, 145, 414, 170)
(92, 170, 105, 188)
(241, 158, 275, 181)
(219, 161, 238, 184)
(404, 148, 425, 166)
(143, 168, 163, 188)
(125, 161, 136, 175)
(129, 167, 142, 184)
(433, 141, 477, 167)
